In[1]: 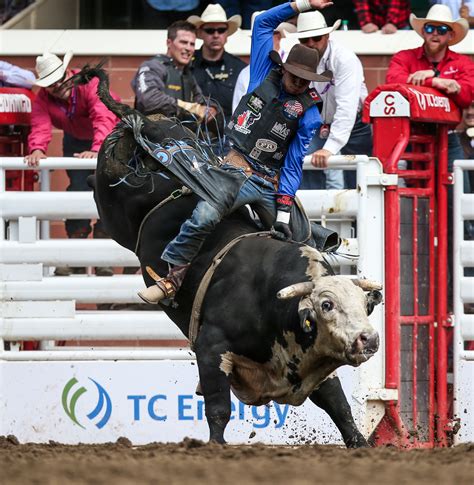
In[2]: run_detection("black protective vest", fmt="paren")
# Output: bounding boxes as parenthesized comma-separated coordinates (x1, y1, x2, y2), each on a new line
(226, 69, 321, 171)
(155, 54, 194, 102)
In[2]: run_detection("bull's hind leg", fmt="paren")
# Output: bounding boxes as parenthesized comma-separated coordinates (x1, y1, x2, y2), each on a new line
(194, 331, 232, 444)
(309, 374, 368, 448)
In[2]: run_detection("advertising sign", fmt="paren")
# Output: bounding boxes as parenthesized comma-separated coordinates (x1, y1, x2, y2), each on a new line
(0, 360, 359, 445)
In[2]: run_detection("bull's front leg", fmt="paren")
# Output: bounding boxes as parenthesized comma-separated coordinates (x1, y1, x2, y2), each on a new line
(309, 374, 368, 448)
(194, 331, 231, 444)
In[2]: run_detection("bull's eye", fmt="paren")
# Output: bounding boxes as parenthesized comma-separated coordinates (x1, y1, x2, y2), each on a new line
(321, 300, 334, 312)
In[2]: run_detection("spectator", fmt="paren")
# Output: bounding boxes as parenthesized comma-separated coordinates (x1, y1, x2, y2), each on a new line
(0, 60, 34, 88)
(386, 5, 473, 110)
(430, 1, 474, 27)
(286, 10, 372, 189)
(188, 4, 246, 121)
(131, 20, 218, 125)
(459, 100, 474, 157)
(232, 11, 297, 112)
(321, 0, 358, 29)
(138, 1, 331, 304)
(386, 4, 474, 303)
(141, 0, 201, 29)
(24, 52, 120, 277)
(218, 0, 274, 29)
(354, 0, 410, 34)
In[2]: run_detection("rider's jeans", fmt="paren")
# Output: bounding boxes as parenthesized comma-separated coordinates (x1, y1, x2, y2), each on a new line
(161, 165, 277, 266)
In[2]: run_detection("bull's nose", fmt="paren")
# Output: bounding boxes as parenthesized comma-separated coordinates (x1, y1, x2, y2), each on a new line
(354, 332, 379, 354)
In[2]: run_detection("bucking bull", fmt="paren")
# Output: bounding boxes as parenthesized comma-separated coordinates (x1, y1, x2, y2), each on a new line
(70, 66, 382, 447)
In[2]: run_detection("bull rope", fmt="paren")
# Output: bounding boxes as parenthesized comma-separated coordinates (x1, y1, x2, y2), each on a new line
(189, 231, 272, 350)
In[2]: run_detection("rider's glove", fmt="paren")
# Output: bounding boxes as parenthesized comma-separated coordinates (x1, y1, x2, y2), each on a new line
(177, 99, 207, 120)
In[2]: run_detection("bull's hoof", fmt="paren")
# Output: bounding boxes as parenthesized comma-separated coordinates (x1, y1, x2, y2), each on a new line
(137, 285, 166, 304)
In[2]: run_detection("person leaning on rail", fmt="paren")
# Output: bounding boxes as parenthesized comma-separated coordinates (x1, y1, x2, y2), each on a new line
(24, 51, 121, 277)
(138, 0, 333, 305)
(285, 9, 372, 190)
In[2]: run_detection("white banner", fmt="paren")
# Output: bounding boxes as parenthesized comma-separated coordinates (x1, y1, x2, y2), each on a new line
(0, 360, 359, 445)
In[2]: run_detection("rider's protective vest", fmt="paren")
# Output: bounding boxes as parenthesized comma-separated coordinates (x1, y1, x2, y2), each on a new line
(155, 54, 194, 102)
(226, 69, 321, 171)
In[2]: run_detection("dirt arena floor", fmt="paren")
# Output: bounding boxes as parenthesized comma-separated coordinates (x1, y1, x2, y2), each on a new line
(1, 436, 473, 485)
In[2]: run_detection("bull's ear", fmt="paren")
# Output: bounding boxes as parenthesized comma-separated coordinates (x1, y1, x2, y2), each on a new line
(366, 290, 383, 315)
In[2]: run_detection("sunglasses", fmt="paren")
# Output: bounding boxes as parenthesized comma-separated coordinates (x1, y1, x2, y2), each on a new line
(300, 35, 323, 44)
(423, 23, 452, 35)
(202, 27, 228, 35)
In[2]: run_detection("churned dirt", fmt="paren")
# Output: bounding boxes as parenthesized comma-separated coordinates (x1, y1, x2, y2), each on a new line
(0, 436, 472, 485)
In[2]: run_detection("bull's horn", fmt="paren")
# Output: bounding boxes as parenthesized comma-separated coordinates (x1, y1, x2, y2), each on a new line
(277, 282, 314, 300)
(351, 278, 383, 291)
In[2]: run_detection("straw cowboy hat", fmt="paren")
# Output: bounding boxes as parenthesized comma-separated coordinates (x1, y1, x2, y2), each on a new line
(270, 44, 333, 82)
(284, 10, 341, 40)
(410, 4, 469, 46)
(188, 4, 241, 36)
(34, 51, 73, 87)
(249, 10, 297, 37)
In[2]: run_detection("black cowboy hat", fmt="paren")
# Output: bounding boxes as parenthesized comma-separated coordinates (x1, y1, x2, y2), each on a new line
(269, 44, 333, 83)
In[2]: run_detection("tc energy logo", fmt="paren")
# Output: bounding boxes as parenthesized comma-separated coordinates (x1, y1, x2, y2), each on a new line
(62, 377, 112, 429)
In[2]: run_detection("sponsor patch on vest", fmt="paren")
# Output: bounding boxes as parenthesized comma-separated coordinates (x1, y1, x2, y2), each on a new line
(167, 84, 181, 91)
(282, 100, 304, 120)
(234, 110, 261, 134)
(255, 138, 278, 153)
(273, 152, 284, 160)
(250, 148, 261, 159)
(152, 148, 172, 166)
(247, 94, 265, 114)
(270, 121, 290, 140)
(308, 89, 321, 101)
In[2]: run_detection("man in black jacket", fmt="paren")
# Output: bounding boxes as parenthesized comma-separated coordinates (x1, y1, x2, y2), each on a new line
(132, 20, 217, 122)
(188, 4, 246, 120)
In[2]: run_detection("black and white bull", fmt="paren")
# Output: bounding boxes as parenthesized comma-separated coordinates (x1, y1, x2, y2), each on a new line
(75, 67, 382, 447)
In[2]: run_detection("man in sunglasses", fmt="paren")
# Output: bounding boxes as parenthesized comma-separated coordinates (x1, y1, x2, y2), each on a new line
(386, 5, 472, 106)
(132, 20, 217, 124)
(188, 4, 246, 121)
(285, 9, 371, 190)
(24, 51, 120, 276)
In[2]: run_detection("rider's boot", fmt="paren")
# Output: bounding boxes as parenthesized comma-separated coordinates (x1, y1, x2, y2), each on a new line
(137, 263, 190, 304)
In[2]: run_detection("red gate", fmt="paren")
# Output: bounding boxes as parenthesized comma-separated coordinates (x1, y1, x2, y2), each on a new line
(363, 84, 461, 447)
(0, 87, 36, 190)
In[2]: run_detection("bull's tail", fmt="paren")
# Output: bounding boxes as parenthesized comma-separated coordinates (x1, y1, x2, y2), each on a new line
(65, 62, 134, 120)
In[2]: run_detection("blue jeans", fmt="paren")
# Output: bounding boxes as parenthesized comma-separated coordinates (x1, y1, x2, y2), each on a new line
(161, 165, 276, 265)
(300, 114, 372, 190)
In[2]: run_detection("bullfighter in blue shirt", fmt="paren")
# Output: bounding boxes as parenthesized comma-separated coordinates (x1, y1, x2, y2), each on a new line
(139, 0, 334, 305)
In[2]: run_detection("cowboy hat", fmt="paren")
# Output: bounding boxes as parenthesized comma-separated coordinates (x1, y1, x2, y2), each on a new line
(410, 4, 469, 46)
(249, 11, 297, 37)
(34, 51, 73, 88)
(284, 10, 341, 40)
(270, 44, 333, 82)
(188, 4, 241, 36)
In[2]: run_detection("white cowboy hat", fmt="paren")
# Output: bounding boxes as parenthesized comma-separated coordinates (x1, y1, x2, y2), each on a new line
(410, 4, 469, 46)
(284, 10, 341, 40)
(188, 4, 241, 36)
(34, 51, 73, 87)
(249, 11, 297, 37)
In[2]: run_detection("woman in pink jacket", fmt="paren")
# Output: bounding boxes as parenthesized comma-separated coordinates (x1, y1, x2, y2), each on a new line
(25, 51, 120, 276)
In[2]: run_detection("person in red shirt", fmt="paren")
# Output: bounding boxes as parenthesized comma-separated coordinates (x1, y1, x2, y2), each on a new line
(386, 5, 473, 108)
(25, 51, 120, 276)
(354, 0, 410, 34)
